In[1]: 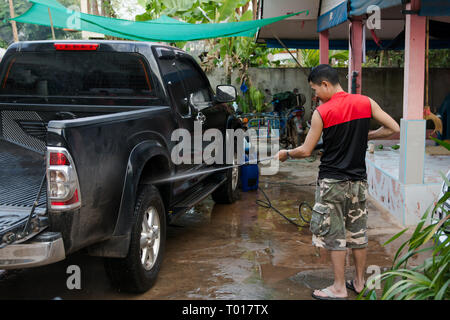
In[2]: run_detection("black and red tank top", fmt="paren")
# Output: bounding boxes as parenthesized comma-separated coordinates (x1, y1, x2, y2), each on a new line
(316, 91, 372, 181)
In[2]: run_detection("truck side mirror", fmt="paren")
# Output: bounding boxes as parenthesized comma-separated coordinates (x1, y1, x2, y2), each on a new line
(215, 85, 236, 103)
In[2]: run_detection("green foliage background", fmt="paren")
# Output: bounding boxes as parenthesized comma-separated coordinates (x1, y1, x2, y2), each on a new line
(0, 0, 81, 48)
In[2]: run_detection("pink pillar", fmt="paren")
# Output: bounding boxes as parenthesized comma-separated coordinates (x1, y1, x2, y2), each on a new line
(403, 1, 426, 119)
(399, 0, 426, 185)
(319, 30, 329, 65)
(348, 19, 363, 94)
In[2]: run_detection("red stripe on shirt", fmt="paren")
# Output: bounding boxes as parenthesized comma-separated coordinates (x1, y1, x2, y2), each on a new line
(317, 92, 372, 129)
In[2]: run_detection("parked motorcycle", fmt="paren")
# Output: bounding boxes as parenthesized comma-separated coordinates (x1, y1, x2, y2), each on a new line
(272, 92, 307, 149)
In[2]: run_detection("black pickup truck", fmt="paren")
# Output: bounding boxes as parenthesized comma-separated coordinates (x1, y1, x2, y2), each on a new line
(0, 40, 242, 293)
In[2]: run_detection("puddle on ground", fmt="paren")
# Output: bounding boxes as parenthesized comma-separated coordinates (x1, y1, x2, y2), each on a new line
(0, 163, 399, 300)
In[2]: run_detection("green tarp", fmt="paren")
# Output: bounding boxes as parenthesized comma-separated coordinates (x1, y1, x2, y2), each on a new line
(11, 0, 308, 41)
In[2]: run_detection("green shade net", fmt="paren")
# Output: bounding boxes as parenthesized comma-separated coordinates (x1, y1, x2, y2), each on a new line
(11, 0, 308, 41)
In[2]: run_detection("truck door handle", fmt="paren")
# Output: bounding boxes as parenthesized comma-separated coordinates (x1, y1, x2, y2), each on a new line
(196, 111, 206, 124)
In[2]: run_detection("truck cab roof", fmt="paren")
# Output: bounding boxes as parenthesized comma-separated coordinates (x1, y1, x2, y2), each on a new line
(5, 40, 179, 54)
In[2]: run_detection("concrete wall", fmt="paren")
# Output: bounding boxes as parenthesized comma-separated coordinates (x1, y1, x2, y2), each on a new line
(206, 67, 450, 129)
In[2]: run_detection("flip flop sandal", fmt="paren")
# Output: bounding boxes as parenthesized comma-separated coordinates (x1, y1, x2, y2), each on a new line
(346, 280, 369, 297)
(311, 288, 347, 300)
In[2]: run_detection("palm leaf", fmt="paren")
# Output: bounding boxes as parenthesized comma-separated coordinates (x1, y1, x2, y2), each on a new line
(414, 291, 435, 300)
(383, 269, 432, 286)
(382, 280, 414, 299)
(433, 236, 450, 256)
(430, 263, 448, 288)
(383, 227, 409, 246)
(397, 286, 428, 300)
(392, 241, 409, 265)
(430, 137, 450, 150)
(394, 246, 434, 269)
(410, 224, 438, 248)
(423, 214, 450, 245)
(411, 206, 432, 243)
(439, 171, 450, 187)
(435, 279, 450, 300)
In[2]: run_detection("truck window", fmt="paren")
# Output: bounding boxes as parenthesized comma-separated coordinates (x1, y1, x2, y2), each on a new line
(175, 59, 212, 107)
(158, 59, 190, 116)
(0, 52, 162, 106)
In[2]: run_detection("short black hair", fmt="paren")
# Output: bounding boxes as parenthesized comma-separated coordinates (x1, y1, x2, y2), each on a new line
(308, 64, 340, 85)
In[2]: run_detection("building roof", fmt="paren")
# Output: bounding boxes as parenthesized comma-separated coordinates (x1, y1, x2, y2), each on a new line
(256, 0, 450, 49)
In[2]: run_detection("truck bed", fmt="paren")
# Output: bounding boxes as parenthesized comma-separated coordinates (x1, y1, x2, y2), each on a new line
(0, 139, 46, 208)
(0, 138, 47, 246)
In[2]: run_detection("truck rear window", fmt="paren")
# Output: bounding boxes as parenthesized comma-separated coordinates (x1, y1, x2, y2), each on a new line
(0, 52, 162, 106)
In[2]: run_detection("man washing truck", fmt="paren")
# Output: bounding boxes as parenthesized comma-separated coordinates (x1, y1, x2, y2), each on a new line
(276, 64, 400, 300)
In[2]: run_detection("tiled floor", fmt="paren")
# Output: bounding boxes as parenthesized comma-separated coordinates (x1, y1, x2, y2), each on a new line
(367, 140, 450, 184)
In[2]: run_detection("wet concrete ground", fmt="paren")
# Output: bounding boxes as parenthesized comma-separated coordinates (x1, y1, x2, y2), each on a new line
(0, 158, 414, 300)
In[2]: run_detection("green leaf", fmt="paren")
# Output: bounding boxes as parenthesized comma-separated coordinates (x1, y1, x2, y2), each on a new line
(367, 290, 377, 300)
(430, 262, 448, 288)
(430, 137, 450, 151)
(135, 11, 155, 21)
(435, 279, 450, 300)
(174, 41, 187, 49)
(384, 269, 432, 286)
(220, 45, 227, 59)
(163, 0, 197, 12)
(381, 274, 396, 296)
(411, 206, 432, 242)
(394, 247, 434, 269)
(439, 171, 450, 187)
(137, 0, 148, 7)
(423, 214, 450, 246)
(240, 9, 253, 22)
(357, 286, 377, 300)
(410, 224, 437, 248)
(432, 190, 450, 215)
(414, 291, 435, 300)
(397, 286, 428, 300)
(383, 280, 413, 299)
(383, 227, 409, 246)
(218, 0, 242, 21)
(392, 241, 409, 265)
(434, 237, 450, 256)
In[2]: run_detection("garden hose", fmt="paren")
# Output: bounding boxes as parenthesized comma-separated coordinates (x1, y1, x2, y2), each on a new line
(259, 180, 316, 188)
(256, 185, 313, 227)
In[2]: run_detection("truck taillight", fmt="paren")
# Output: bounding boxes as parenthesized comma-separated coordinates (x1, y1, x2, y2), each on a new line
(49, 152, 70, 166)
(46, 147, 81, 211)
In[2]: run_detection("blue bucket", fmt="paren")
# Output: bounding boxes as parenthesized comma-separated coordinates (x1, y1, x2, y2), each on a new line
(241, 155, 259, 192)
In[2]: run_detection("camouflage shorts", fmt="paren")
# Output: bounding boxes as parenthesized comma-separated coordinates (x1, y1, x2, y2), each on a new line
(310, 178, 369, 251)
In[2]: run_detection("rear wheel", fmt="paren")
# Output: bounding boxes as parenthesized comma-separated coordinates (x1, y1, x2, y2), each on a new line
(105, 185, 166, 293)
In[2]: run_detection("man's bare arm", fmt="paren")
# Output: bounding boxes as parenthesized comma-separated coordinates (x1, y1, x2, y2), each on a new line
(368, 98, 400, 140)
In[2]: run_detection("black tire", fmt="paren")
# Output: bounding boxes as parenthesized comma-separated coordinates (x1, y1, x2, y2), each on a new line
(212, 154, 241, 204)
(104, 185, 166, 293)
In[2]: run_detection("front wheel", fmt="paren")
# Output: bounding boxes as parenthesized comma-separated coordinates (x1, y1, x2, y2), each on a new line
(212, 153, 240, 204)
(104, 185, 166, 293)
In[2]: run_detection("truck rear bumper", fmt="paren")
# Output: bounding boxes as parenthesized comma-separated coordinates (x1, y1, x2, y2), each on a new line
(0, 232, 65, 269)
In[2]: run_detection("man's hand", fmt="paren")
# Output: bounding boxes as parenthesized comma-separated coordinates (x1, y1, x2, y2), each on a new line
(275, 150, 288, 162)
